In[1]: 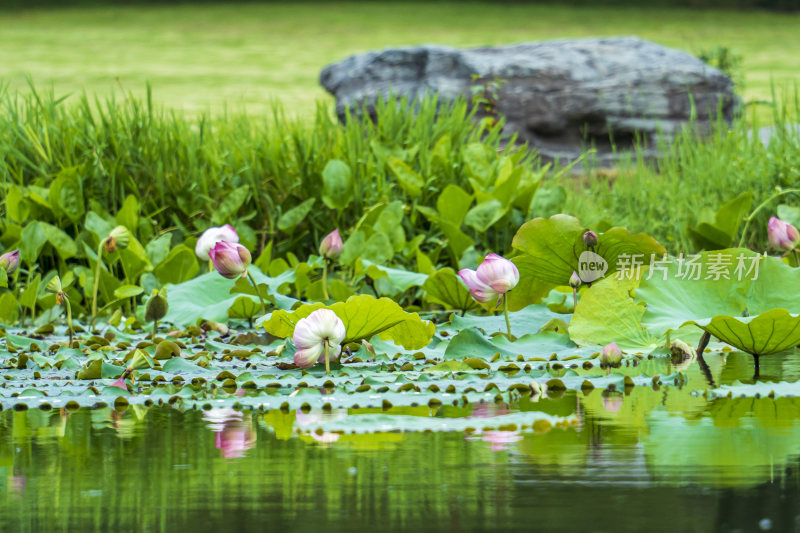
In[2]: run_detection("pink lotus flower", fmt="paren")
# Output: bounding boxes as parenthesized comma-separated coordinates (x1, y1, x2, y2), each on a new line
(319, 229, 343, 259)
(293, 309, 346, 369)
(195, 224, 239, 260)
(599, 342, 623, 366)
(768, 216, 800, 251)
(209, 241, 251, 279)
(458, 253, 519, 302)
(0, 249, 19, 275)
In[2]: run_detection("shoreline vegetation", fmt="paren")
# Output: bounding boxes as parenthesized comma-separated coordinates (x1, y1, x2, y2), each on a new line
(1, 85, 798, 261)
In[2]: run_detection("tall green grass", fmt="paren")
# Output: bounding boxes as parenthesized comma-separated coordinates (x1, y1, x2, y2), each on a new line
(559, 92, 800, 253)
(2, 84, 798, 265)
(0, 86, 530, 261)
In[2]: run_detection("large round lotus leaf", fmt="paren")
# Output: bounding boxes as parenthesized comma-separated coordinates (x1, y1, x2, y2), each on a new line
(511, 214, 665, 286)
(570, 249, 800, 352)
(261, 294, 435, 350)
(164, 266, 296, 326)
(636, 249, 800, 334)
(685, 309, 800, 355)
(568, 276, 660, 351)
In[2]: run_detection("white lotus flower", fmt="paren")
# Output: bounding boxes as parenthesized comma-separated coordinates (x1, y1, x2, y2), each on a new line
(293, 309, 346, 372)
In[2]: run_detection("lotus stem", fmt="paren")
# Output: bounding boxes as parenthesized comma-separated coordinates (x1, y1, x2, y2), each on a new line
(153, 320, 158, 341)
(64, 297, 73, 346)
(324, 340, 330, 375)
(322, 258, 330, 301)
(794, 249, 799, 267)
(737, 188, 800, 248)
(208, 259, 213, 273)
(90, 240, 105, 328)
(572, 288, 578, 311)
(696, 331, 711, 358)
(503, 293, 511, 336)
(245, 270, 267, 315)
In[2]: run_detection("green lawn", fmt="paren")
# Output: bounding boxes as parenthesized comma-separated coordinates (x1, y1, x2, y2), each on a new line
(1, 2, 798, 117)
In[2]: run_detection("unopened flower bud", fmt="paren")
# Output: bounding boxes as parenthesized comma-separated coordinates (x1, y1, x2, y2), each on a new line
(583, 230, 598, 248)
(599, 342, 623, 367)
(569, 271, 581, 289)
(104, 226, 130, 254)
(45, 275, 63, 294)
(210, 242, 252, 279)
(768, 217, 800, 251)
(0, 250, 19, 275)
(319, 229, 343, 259)
(145, 288, 169, 323)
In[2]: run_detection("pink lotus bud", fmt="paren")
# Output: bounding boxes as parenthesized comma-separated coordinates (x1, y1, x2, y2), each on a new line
(0, 250, 19, 275)
(768, 216, 800, 251)
(599, 342, 623, 367)
(583, 230, 598, 248)
(476, 253, 519, 294)
(209, 241, 251, 279)
(195, 224, 239, 260)
(293, 309, 346, 368)
(319, 229, 343, 259)
(458, 268, 498, 303)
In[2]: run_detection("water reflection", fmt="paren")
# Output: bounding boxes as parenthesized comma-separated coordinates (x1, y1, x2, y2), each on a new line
(0, 399, 799, 531)
(203, 408, 256, 458)
(2, 350, 800, 530)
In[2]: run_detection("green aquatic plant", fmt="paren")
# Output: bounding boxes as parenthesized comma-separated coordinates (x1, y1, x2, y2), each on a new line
(91, 225, 130, 328)
(570, 248, 800, 367)
(44, 274, 73, 345)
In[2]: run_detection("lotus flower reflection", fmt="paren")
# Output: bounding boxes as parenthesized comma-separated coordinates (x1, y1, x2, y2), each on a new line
(203, 408, 256, 458)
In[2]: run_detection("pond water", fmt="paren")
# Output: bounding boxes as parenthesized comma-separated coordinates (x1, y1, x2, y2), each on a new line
(2, 351, 800, 533)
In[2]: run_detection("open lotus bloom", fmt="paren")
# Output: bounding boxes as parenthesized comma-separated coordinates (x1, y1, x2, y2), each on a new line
(319, 228, 343, 259)
(459, 253, 519, 302)
(0, 249, 19, 275)
(768, 216, 800, 251)
(195, 224, 239, 260)
(209, 241, 251, 279)
(293, 309, 346, 368)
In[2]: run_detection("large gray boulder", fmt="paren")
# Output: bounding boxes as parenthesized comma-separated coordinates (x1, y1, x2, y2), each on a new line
(320, 37, 736, 164)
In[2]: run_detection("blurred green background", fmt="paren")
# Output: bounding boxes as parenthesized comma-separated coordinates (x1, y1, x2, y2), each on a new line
(1, 1, 798, 117)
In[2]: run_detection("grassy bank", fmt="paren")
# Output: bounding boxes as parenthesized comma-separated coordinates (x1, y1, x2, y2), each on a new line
(0, 2, 798, 117)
